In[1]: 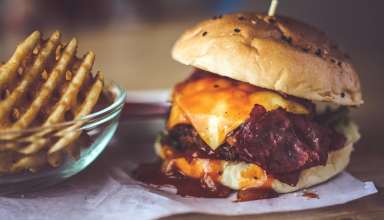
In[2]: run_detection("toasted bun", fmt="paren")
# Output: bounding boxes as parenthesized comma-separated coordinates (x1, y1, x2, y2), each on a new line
(272, 142, 352, 193)
(156, 120, 360, 193)
(172, 12, 363, 106)
(157, 142, 353, 193)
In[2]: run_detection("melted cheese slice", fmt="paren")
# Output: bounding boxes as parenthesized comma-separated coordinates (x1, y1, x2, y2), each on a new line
(168, 74, 309, 150)
(167, 157, 269, 190)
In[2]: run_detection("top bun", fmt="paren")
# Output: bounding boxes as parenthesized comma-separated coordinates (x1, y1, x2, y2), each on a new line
(172, 12, 362, 106)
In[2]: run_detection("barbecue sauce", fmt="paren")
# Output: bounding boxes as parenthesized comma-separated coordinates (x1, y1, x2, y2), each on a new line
(302, 191, 320, 199)
(132, 161, 232, 198)
(236, 188, 278, 202)
(236, 177, 278, 202)
(132, 161, 280, 201)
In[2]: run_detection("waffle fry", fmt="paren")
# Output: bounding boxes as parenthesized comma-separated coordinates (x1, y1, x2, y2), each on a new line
(18, 51, 96, 154)
(48, 72, 104, 155)
(0, 31, 108, 174)
(0, 31, 41, 89)
(10, 152, 47, 173)
(0, 31, 61, 124)
(12, 37, 76, 131)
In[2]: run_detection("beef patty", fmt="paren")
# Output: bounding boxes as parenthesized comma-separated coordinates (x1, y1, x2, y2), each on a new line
(161, 104, 346, 186)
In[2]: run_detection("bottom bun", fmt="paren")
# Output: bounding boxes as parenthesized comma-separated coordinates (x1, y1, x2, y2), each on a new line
(272, 143, 352, 193)
(156, 121, 359, 193)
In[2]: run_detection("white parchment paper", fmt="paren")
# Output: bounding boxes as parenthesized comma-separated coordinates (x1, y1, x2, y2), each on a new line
(0, 160, 377, 220)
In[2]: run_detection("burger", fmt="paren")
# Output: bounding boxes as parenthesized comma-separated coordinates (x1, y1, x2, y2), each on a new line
(138, 12, 362, 201)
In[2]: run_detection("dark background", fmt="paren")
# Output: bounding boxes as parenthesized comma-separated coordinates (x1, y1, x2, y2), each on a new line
(0, 0, 382, 153)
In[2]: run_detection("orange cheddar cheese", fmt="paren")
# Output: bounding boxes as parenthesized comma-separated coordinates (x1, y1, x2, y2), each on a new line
(168, 74, 309, 150)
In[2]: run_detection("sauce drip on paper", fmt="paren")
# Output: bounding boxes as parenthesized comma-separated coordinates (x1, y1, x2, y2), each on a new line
(132, 162, 279, 201)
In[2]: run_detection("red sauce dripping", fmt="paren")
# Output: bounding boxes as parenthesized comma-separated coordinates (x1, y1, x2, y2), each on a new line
(236, 177, 278, 202)
(132, 161, 232, 198)
(132, 161, 280, 201)
(236, 188, 278, 202)
(302, 191, 320, 199)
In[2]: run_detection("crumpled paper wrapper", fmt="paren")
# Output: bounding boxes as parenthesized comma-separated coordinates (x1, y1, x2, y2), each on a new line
(0, 119, 377, 220)
(0, 169, 377, 220)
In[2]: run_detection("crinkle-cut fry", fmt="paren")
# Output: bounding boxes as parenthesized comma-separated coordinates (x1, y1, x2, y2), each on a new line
(48, 73, 103, 154)
(10, 152, 47, 173)
(0, 31, 40, 89)
(0, 31, 61, 123)
(11, 38, 77, 131)
(18, 51, 96, 154)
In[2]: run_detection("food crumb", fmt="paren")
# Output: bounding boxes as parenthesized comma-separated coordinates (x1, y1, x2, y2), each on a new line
(302, 190, 319, 199)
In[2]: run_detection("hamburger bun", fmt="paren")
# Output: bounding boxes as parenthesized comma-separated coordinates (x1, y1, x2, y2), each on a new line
(156, 119, 360, 193)
(172, 12, 362, 106)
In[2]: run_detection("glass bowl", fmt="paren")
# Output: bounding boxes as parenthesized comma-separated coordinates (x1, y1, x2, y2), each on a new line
(0, 80, 126, 195)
